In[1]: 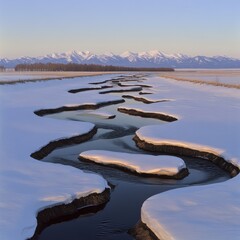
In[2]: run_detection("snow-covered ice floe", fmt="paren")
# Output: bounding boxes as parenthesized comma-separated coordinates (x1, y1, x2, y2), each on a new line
(0, 74, 123, 240)
(128, 76, 240, 239)
(80, 150, 188, 179)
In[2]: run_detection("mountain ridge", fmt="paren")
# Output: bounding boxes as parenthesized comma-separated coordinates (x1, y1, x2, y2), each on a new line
(1, 50, 240, 68)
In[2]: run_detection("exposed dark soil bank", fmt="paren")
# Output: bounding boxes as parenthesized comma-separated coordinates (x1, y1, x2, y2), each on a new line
(34, 99, 125, 116)
(79, 155, 189, 180)
(139, 92, 152, 95)
(106, 114, 116, 119)
(129, 221, 158, 240)
(30, 188, 111, 240)
(31, 127, 97, 160)
(118, 83, 152, 88)
(118, 108, 178, 122)
(68, 85, 112, 93)
(133, 135, 239, 177)
(122, 95, 169, 104)
(100, 87, 142, 94)
(90, 79, 116, 85)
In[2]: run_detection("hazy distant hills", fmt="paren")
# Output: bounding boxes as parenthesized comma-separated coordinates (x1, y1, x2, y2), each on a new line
(1, 50, 240, 68)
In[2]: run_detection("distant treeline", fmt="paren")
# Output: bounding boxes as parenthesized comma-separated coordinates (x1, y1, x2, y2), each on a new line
(0, 66, 5, 71)
(15, 63, 174, 72)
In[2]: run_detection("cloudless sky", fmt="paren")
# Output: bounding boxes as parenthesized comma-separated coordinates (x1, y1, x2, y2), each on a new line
(0, 0, 239, 58)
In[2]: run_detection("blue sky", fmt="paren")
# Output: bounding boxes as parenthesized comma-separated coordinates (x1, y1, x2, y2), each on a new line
(1, 0, 239, 58)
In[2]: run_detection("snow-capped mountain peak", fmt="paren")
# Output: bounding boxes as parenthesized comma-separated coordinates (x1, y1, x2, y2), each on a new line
(119, 51, 138, 62)
(1, 50, 240, 68)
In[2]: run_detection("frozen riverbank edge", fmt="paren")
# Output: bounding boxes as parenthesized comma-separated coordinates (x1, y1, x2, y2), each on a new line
(133, 135, 239, 177)
(126, 75, 240, 240)
(30, 188, 111, 240)
(31, 126, 97, 160)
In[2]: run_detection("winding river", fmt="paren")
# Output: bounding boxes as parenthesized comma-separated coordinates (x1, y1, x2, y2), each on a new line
(37, 93, 229, 240)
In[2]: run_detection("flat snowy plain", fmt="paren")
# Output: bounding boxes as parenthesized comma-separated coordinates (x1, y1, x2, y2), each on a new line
(0, 71, 117, 83)
(0, 74, 123, 239)
(0, 71, 239, 240)
(122, 75, 240, 239)
(158, 69, 240, 86)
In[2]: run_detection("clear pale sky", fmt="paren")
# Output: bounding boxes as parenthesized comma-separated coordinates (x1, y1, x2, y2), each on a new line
(0, 0, 239, 58)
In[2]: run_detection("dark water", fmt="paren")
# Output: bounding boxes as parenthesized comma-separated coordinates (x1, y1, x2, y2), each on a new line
(38, 94, 230, 240)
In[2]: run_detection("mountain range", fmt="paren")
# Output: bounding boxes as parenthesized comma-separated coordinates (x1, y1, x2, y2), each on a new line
(1, 50, 240, 68)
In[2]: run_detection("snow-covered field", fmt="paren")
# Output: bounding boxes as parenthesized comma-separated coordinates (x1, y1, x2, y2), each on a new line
(121, 76, 240, 239)
(0, 74, 122, 239)
(0, 72, 239, 240)
(0, 71, 115, 83)
(159, 69, 240, 86)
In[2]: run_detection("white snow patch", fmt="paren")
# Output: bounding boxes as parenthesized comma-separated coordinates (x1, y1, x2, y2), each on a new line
(80, 150, 186, 176)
